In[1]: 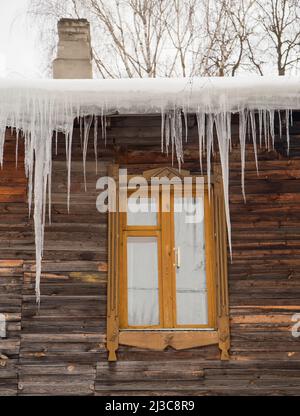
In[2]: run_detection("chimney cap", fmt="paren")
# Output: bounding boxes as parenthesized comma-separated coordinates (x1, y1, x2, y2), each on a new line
(58, 18, 90, 26)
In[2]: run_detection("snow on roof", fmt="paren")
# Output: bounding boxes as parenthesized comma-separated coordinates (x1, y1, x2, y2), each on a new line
(1, 76, 300, 118)
(1, 75, 298, 303)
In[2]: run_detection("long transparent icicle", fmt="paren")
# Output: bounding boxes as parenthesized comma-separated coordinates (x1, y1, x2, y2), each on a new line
(206, 114, 214, 199)
(196, 111, 205, 173)
(286, 110, 290, 155)
(160, 108, 165, 153)
(94, 116, 98, 174)
(214, 112, 232, 257)
(83, 116, 93, 192)
(249, 110, 259, 174)
(239, 110, 248, 202)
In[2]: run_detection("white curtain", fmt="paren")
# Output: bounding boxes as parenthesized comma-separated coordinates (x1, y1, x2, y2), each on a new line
(174, 197, 208, 325)
(127, 236, 159, 326)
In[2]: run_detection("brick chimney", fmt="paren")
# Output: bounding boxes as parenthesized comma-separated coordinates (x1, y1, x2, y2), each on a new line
(53, 18, 93, 79)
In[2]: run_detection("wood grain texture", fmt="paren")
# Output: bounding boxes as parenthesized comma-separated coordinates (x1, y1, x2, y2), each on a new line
(119, 331, 218, 350)
(0, 132, 26, 203)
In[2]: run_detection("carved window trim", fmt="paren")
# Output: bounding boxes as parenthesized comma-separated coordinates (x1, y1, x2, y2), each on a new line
(106, 164, 230, 361)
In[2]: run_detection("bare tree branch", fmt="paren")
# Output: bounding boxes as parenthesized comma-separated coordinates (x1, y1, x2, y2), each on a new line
(27, 0, 300, 78)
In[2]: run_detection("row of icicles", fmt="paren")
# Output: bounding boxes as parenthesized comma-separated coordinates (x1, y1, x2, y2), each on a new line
(1, 108, 293, 303)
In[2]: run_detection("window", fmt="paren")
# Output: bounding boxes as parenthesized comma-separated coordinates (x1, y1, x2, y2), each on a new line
(120, 191, 215, 330)
(106, 166, 230, 361)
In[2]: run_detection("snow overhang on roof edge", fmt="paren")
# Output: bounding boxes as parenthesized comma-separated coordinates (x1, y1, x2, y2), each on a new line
(1, 76, 300, 119)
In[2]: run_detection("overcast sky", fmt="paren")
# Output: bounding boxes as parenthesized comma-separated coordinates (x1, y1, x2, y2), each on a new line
(0, 0, 42, 78)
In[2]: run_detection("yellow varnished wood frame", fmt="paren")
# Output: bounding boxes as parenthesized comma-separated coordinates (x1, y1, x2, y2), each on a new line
(106, 165, 230, 360)
(214, 165, 231, 360)
(106, 165, 120, 361)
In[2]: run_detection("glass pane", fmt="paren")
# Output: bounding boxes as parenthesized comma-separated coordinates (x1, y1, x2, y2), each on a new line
(174, 197, 208, 325)
(127, 197, 158, 226)
(127, 236, 159, 326)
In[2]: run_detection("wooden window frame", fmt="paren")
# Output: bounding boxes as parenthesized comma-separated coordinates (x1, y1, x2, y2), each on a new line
(119, 187, 216, 330)
(106, 164, 230, 361)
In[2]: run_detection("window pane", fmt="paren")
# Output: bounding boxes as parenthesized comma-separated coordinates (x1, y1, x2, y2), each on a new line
(127, 197, 158, 226)
(127, 237, 159, 326)
(174, 197, 208, 325)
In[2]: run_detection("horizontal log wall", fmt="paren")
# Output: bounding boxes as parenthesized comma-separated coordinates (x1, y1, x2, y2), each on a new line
(0, 131, 26, 204)
(0, 116, 300, 395)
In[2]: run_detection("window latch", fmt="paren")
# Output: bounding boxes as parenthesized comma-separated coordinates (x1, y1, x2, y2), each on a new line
(173, 247, 181, 269)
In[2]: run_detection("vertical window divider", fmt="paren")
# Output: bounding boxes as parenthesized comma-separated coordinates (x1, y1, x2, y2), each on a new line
(161, 203, 174, 328)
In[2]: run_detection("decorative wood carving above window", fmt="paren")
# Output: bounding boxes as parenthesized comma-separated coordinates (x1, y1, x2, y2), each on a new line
(106, 164, 230, 361)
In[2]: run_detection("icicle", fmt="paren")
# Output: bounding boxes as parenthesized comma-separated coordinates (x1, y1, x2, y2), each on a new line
(161, 108, 165, 153)
(65, 132, 69, 169)
(263, 110, 268, 149)
(278, 110, 282, 139)
(0, 110, 8, 167)
(83, 116, 93, 192)
(171, 111, 175, 167)
(269, 110, 275, 149)
(165, 113, 170, 156)
(174, 109, 184, 168)
(33, 135, 46, 305)
(67, 125, 73, 213)
(27, 132, 34, 219)
(196, 111, 205, 174)
(167, 109, 184, 169)
(100, 108, 107, 146)
(94, 116, 98, 174)
(55, 130, 58, 156)
(15, 129, 19, 168)
(101, 109, 105, 141)
(0, 131, 5, 167)
(48, 155, 52, 225)
(79, 117, 83, 149)
(249, 110, 259, 174)
(206, 114, 214, 200)
(227, 112, 232, 153)
(214, 112, 232, 258)
(258, 109, 263, 147)
(184, 110, 188, 143)
(286, 109, 290, 155)
(239, 110, 247, 202)
(104, 115, 107, 146)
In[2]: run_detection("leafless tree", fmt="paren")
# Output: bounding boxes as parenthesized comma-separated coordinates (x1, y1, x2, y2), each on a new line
(27, 0, 300, 78)
(255, 0, 300, 75)
(197, 0, 256, 76)
(83, 0, 171, 78)
(163, 0, 198, 77)
(77, 0, 201, 78)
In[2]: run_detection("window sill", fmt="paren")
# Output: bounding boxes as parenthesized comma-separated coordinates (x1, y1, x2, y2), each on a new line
(119, 329, 218, 351)
(120, 327, 216, 331)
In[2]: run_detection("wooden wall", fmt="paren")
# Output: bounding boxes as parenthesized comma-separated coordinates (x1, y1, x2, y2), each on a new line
(0, 131, 26, 203)
(1, 116, 300, 395)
